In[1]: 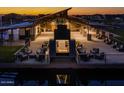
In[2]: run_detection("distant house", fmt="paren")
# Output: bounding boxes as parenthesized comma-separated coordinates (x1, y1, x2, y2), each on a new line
(1, 13, 37, 26)
(2, 13, 24, 26)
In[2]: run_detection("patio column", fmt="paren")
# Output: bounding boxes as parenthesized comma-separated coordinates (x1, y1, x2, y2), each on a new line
(80, 25, 84, 35)
(87, 25, 90, 35)
(10, 29, 14, 41)
(30, 27, 35, 41)
(96, 28, 100, 35)
(43, 28, 46, 32)
(24, 27, 30, 39)
(87, 25, 92, 41)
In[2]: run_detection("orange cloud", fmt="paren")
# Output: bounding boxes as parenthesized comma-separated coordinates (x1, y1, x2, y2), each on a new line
(0, 7, 124, 15)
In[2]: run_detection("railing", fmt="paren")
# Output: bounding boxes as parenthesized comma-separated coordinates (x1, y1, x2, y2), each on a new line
(75, 49, 80, 64)
(14, 41, 50, 64)
(14, 42, 29, 56)
(13, 42, 30, 62)
(105, 53, 124, 64)
(77, 52, 124, 64)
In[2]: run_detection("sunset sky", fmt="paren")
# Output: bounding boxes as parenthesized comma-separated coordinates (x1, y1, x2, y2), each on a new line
(0, 7, 124, 15)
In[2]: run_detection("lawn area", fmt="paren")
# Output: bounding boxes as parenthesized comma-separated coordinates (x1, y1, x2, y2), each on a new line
(0, 46, 22, 63)
(108, 28, 124, 42)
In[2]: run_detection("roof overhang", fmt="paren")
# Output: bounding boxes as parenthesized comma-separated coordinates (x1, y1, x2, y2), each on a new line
(33, 7, 89, 26)
(0, 22, 33, 30)
(0, 8, 89, 31)
(33, 7, 72, 25)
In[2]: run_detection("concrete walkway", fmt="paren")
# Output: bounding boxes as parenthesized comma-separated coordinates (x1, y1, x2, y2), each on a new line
(29, 32, 53, 53)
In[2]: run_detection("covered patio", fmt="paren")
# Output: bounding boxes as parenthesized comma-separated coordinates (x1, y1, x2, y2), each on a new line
(15, 31, 124, 64)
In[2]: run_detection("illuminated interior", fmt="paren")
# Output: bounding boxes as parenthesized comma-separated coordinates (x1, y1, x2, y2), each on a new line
(56, 40, 69, 53)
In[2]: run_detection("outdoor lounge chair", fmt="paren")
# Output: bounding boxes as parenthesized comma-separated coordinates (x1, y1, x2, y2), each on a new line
(96, 34, 104, 39)
(106, 39, 113, 45)
(112, 42, 118, 48)
(35, 54, 45, 62)
(80, 53, 90, 61)
(104, 37, 108, 43)
(20, 54, 28, 62)
(116, 45, 124, 52)
(95, 52, 105, 60)
(92, 48, 99, 54)
(29, 53, 35, 58)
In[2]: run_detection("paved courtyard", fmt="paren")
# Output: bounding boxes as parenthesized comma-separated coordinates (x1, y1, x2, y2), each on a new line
(25, 32, 124, 64)
(71, 32, 122, 54)
(29, 32, 54, 53)
(71, 32, 124, 64)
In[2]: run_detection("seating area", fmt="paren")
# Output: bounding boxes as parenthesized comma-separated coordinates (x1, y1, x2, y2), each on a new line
(96, 33, 105, 39)
(35, 41, 48, 61)
(15, 41, 49, 63)
(76, 42, 105, 62)
(104, 37, 113, 45)
(90, 48, 105, 60)
(76, 43, 89, 61)
(13, 32, 124, 64)
(116, 45, 124, 52)
(103, 37, 124, 52)
(96, 32, 124, 52)
(16, 47, 33, 62)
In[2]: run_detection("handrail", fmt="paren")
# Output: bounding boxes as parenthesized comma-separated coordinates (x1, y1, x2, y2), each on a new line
(112, 37, 124, 44)
(14, 42, 29, 56)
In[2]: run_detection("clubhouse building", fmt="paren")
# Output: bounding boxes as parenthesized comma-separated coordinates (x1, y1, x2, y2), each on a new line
(0, 8, 124, 64)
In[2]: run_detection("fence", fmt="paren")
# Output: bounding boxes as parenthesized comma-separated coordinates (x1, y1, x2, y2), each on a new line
(105, 53, 124, 64)
(77, 53, 124, 64)
(14, 42, 30, 61)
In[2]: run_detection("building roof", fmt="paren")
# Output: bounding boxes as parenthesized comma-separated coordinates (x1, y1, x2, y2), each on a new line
(0, 22, 33, 30)
(34, 8, 72, 25)
(0, 8, 89, 30)
(0, 8, 72, 30)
